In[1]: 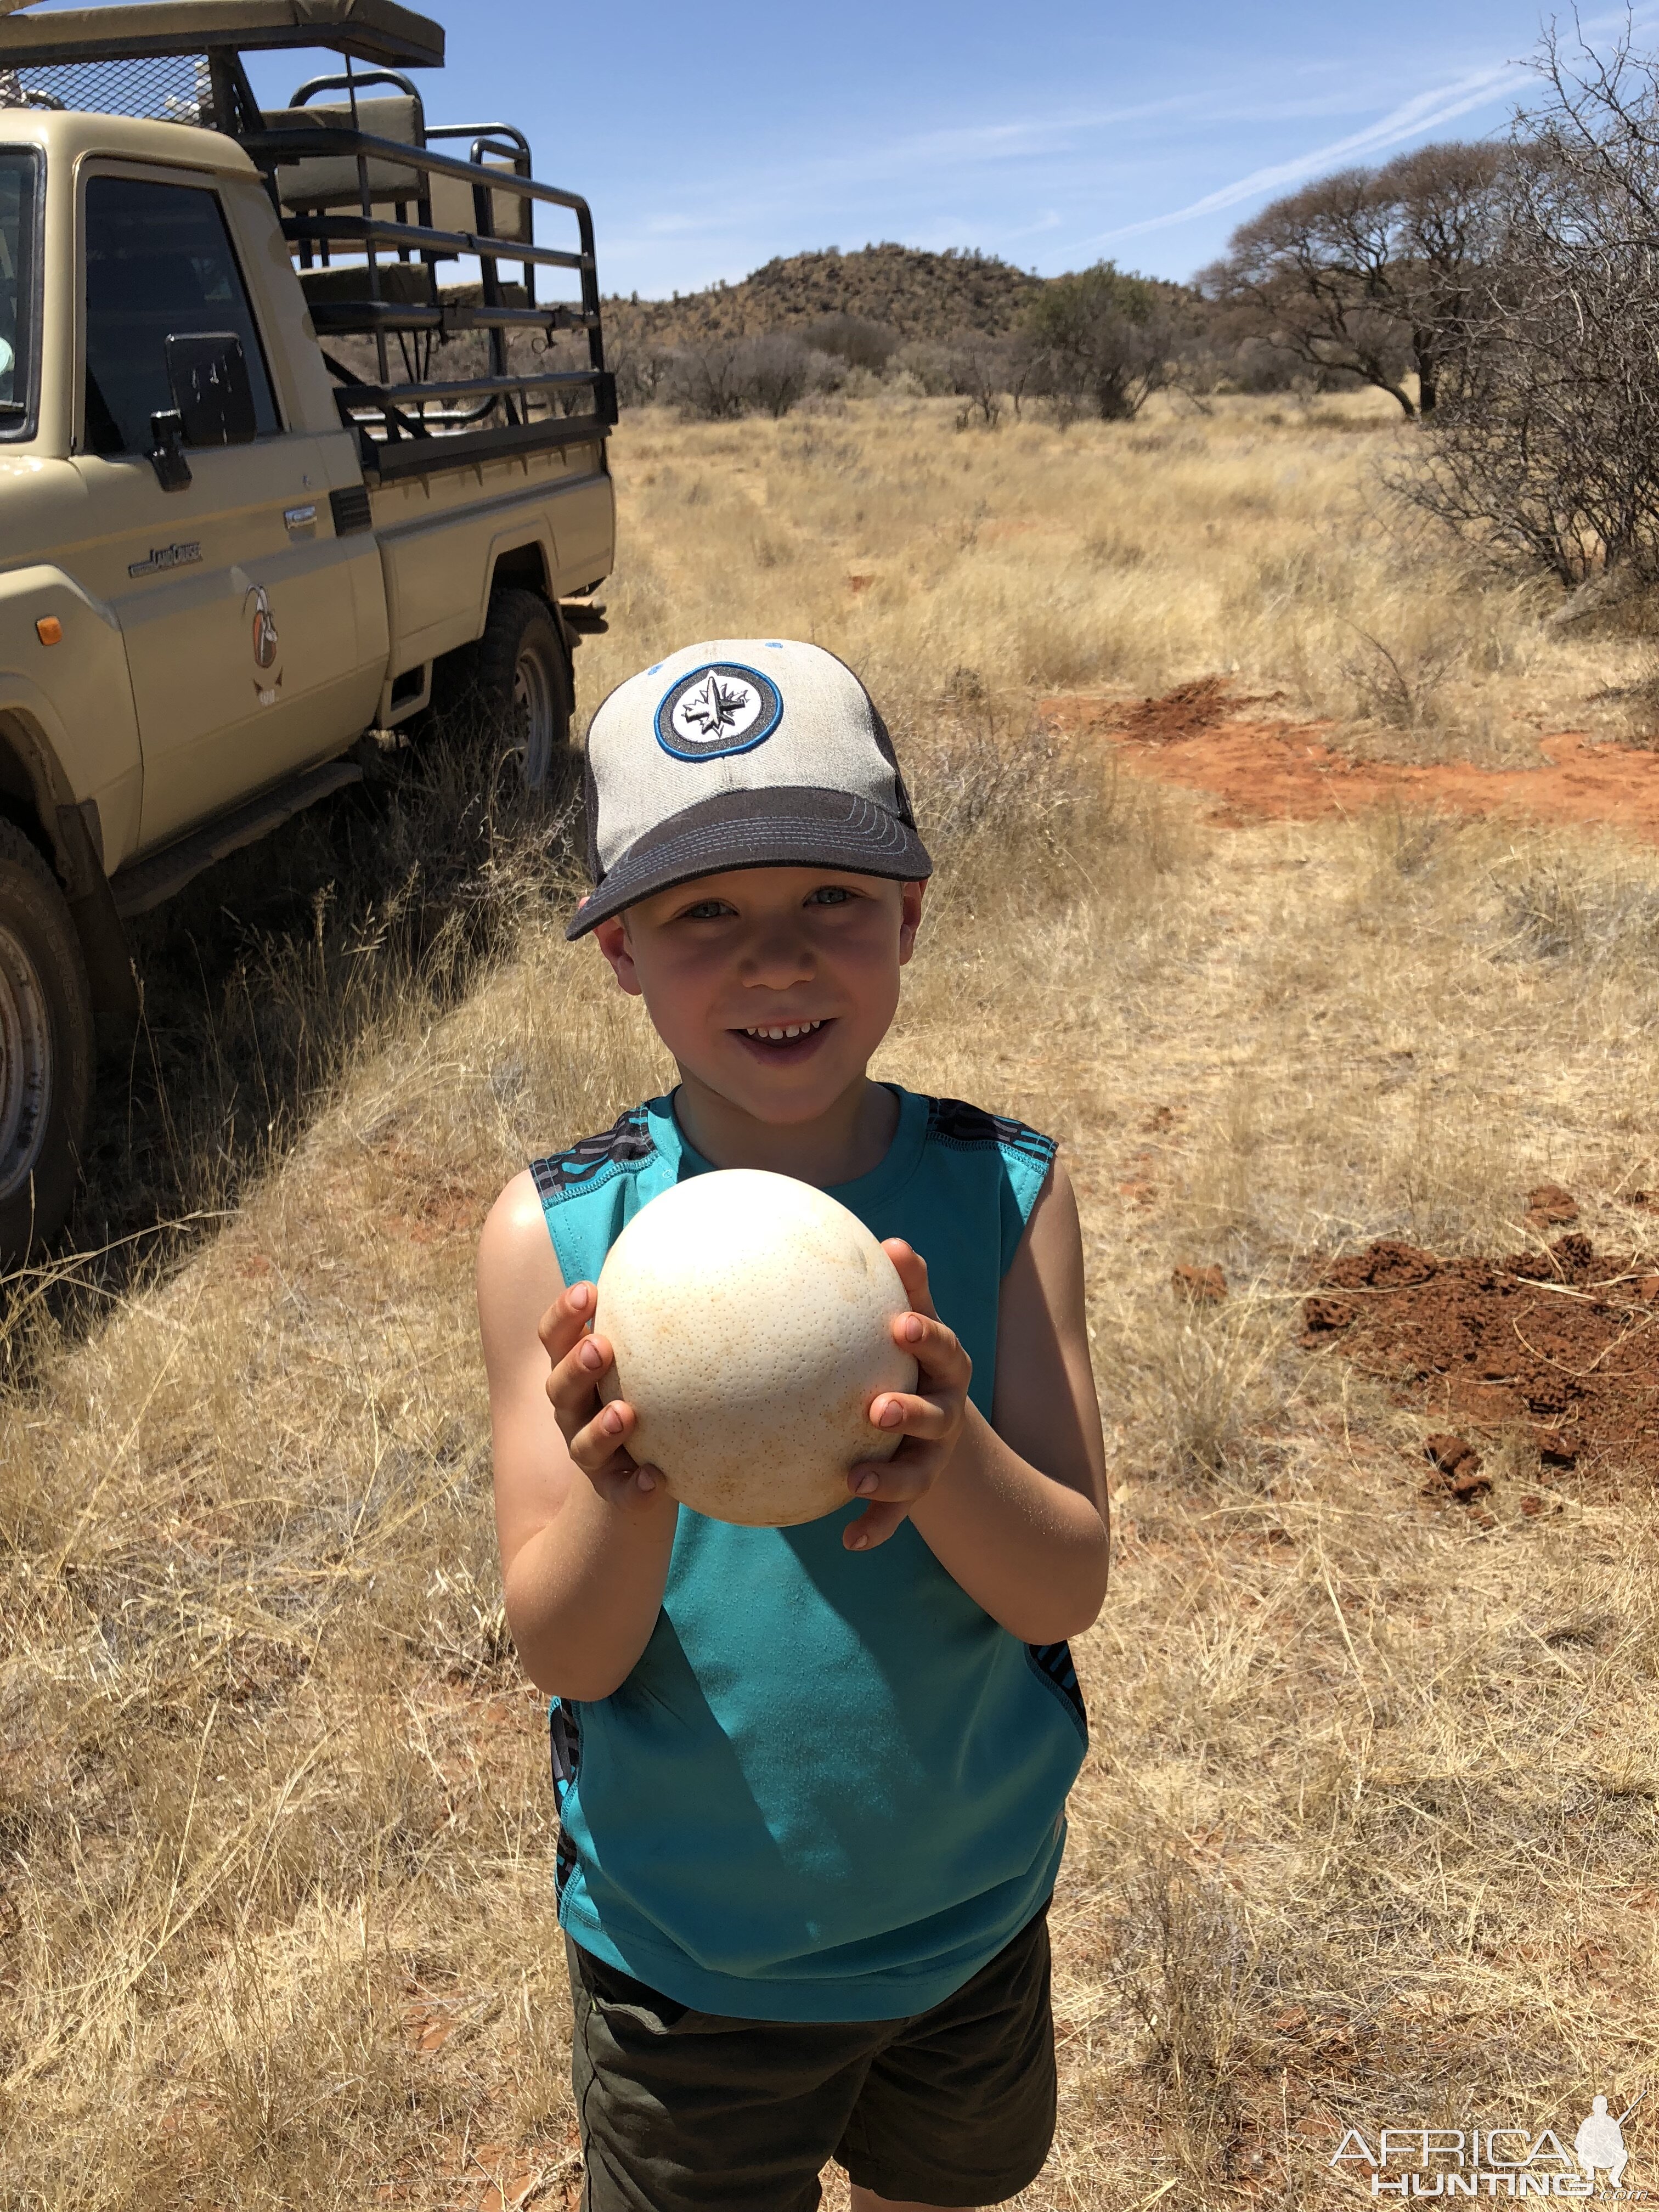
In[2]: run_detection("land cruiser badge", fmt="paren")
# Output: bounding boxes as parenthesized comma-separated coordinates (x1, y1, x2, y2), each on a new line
(127, 540, 201, 578)
(245, 582, 282, 704)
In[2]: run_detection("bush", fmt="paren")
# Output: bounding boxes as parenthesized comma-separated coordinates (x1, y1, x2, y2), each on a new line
(891, 340, 956, 396)
(797, 313, 900, 371)
(610, 336, 675, 410)
(945, 332, 1030, 426)
(1023, 261, 1182, 421)
(664, 334, 834, 421)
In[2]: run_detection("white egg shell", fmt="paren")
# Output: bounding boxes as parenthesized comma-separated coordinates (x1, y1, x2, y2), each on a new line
(593, 1168, 918, 1527)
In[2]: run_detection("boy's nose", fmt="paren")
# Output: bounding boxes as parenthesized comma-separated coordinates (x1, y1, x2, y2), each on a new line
(740, 923, 814, 990)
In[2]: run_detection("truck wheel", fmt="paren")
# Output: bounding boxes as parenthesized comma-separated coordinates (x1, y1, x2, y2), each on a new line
(0, 821, 93, 1272)
(475, 590, 573, 792)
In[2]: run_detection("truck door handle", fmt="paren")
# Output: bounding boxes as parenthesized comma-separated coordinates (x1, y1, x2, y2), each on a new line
(149, 409, 191, 493)
(284, 503, 318, 534)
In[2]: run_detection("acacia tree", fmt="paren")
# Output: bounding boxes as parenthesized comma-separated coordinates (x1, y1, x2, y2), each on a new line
(1396, 29, 1659, 584)
(1386, 142, 1508, 412)
(1200, 143, 1505, 415)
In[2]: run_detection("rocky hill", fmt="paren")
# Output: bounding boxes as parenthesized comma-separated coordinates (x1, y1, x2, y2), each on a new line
(606, 244, 1046, 347)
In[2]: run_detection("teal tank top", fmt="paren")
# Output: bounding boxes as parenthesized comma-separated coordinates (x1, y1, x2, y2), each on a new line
(529, 1086, 1088, 2022)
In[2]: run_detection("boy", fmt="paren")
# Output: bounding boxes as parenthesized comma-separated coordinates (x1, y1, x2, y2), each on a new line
(477, 639, 1109, 2212)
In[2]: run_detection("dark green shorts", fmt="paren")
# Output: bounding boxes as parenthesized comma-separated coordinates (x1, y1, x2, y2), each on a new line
(567, 1906, 1056, 2211)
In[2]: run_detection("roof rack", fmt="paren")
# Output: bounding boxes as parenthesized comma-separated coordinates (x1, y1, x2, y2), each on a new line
(250, 110, 615, 476)
(0, 1, 443, 73)
(0, 0, 614, 477)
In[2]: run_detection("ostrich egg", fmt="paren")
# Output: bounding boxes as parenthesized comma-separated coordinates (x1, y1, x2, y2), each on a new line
(593, 1169, 918, 1527)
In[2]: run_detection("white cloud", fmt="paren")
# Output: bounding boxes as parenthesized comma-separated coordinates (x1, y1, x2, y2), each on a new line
(1088, 59, 1519, 245)
(1088, 0, 1659, 249)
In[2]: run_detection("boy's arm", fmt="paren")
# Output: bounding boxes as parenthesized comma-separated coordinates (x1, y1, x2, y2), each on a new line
(852, 1158, 1109, 1643)
(477, 1171, 678, 1701)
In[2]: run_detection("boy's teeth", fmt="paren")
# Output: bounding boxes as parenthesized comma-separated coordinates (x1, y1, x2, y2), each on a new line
(745, 1020, 823, 1040)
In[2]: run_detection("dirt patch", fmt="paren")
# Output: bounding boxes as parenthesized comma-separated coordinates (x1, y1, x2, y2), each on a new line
(1304, 1233, 1659, 1478)
(1109, 677, 1239, 746)
(1045, 684, 1659, 842)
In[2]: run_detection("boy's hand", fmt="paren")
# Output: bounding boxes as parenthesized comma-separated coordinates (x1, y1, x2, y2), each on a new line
(844, 1240, 971, 1552)
(539, 1282, 664, 1508)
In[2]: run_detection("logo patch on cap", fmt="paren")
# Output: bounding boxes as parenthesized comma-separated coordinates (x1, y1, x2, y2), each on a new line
(654, 663, 783, 761)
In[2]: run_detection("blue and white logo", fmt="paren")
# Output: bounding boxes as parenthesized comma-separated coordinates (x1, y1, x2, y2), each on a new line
(655, 663, 783, 761)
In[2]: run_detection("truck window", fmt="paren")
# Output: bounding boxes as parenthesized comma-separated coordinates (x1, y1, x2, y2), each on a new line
(0, 149, 38, 437)
(83, 176, 279, 456)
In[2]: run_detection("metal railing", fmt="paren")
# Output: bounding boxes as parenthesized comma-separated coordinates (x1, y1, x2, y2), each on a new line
(239, 115, 614, 475)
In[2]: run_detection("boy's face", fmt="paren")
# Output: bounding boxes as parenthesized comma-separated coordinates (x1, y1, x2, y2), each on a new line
(592, 867, 926, 1126)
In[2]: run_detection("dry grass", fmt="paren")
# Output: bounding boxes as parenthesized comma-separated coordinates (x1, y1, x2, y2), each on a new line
(4, 396, 1659, 2207)
(582, 387, 1659, 769)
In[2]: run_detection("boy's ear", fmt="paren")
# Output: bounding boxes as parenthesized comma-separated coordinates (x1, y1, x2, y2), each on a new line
(898, 878, 928, 966)
(593, 911, 643, 997)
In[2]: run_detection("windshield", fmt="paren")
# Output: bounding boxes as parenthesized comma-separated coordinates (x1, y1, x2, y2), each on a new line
(0, 150, 38, 435)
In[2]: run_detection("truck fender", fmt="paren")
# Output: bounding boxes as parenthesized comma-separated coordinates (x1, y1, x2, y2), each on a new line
(0, 564, 143, 868)
(482, 530, 558, 633)
(0, 703, 138, 1023)
(0, 570, 143, 1026)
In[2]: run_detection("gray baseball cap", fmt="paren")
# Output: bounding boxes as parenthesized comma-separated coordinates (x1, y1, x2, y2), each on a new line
(567, 637, 932, 939)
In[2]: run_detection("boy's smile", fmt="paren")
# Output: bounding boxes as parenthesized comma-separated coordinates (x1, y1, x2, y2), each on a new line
(592, 865, 927, 1178)
(735, 1017, 830, 1062)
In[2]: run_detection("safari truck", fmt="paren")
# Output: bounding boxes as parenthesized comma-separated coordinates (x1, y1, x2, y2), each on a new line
(0, 0, 616, 1265)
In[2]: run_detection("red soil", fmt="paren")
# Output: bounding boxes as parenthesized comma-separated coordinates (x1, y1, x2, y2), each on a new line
(1045, 682, 1659, 839)
(1304, 1231, 1659, 1481)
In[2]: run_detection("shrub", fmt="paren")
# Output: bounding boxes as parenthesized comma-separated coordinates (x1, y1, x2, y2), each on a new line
(1023, 261, 1182, 421)
(665, 334, 832, 421)
(797, 313, 900, 371)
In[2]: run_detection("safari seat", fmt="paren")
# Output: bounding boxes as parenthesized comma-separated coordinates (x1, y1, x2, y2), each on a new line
(426, 159, 533, 249)
(269, 93, 425, 211)
(299, 260, 433, 308)
(272, 96, 532, 250)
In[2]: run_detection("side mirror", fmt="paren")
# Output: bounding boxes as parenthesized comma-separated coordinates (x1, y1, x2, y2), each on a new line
(165, 332, 257, 448)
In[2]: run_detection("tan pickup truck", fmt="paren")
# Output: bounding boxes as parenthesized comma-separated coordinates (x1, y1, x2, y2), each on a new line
(0, 0, 616, 1265)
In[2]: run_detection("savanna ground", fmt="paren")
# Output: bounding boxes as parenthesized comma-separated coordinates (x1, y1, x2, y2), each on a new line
(4, 388, 1659, 2208)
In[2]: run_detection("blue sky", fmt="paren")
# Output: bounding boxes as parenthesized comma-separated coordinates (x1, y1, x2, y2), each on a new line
(172, 0, 1659, 297)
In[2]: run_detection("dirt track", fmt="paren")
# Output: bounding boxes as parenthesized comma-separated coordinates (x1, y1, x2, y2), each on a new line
(1046, 678, 1659, 837)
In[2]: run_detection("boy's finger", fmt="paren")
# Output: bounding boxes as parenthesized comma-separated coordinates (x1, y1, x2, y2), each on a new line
(881, 1240, 938, 1318)
(538, 1280, 598, 1361)
(866, 1390, 951, 1443)
(843, 1498, 915, 1551)
(890, 1309, 969, 1388)
(847, 1450, 936, 1504)
(590, 1459, 665, 1506)
(546, 1332, 616, 1420)
(568, 1396, 641, 1474)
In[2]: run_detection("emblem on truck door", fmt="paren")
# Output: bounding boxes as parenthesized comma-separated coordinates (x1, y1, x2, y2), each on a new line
(244, 582, 283, 703)
(127, 541, 202, 579)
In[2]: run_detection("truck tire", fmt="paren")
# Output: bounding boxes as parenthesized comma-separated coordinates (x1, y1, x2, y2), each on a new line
(475, 589, 573, 792)
(0, 821, 93, 1271)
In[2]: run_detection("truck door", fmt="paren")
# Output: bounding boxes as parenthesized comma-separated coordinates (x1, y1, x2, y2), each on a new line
(67, 168, 382, 851)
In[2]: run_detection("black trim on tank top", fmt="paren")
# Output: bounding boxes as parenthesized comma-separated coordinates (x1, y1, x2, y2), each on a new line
(550, 1700, 584, 1906)
(1024, 1640, 1087, 1743)
(531, 1107, 655, 1199)
(926, 1096, 1056, 1173)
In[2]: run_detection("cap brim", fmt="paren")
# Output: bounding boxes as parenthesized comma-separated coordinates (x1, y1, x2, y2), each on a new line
(567, 786, 932, 939)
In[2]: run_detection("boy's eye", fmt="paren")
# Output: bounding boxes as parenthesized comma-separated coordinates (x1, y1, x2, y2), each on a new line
(680, 898, 737, 921)
(806, 885, 854, 907)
